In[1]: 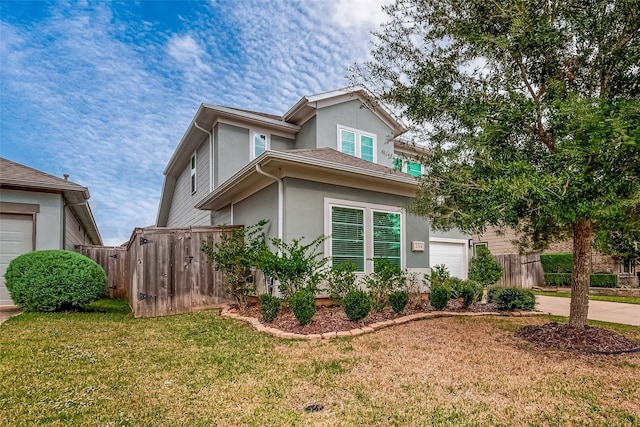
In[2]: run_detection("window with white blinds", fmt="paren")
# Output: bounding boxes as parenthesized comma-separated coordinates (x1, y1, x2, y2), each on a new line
(328, 200, 404, 273)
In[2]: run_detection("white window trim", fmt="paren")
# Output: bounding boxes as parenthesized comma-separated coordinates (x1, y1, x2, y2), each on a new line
(324, 197, 405, 274)
(190, 152, 197, 195)
(337, 124, 377, 162)
(250, 131, 270, 160)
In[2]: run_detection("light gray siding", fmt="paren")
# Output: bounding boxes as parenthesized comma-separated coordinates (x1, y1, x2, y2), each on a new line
(294, 117, 316, 149)
(166, 139, 211, 227)
(315, 100, 396, 168)
(283, 178, 429, 270)
(0, 189, 63, 249)
(215, 123, 250, 186)
(64, 206, 91, 250)
(232, 183, 278, 242)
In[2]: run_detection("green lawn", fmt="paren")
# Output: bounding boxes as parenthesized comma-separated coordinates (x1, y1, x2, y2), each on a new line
(1, 299, 639, 426)
(534, 290, 640, 305)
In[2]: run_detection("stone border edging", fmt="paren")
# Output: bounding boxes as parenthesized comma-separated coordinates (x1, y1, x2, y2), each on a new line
(219, 305, 547, 340)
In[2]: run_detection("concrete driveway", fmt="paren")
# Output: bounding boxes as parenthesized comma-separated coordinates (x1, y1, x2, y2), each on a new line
(0, 306, 21, 325)
(536, 295, 640, 326)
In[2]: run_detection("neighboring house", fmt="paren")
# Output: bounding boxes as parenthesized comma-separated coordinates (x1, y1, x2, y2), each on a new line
(157, 87, 470, 293)
(0, 158, 102, 306)
(473, 227, 638, 286)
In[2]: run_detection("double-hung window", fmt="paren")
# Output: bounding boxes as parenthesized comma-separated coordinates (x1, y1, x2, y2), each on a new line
(338, 126, 376, 162)
(251, 132, 269, 159)
(393, 155, 423, 177)
(190, 153, 197, 194)
(327, 199, 404, 273)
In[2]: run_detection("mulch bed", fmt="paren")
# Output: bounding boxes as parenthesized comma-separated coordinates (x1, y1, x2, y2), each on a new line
(518, 322, 640, 354)
(239, 299, 499, 335)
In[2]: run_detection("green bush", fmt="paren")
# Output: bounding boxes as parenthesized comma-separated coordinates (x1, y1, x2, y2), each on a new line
(289, 289, 316, 325)
(425, 264, 450, 289)
(540, 253, 573, 273)
(325, 261, 358, 305)
(4, 250, 106, 312)
(429, 283, 451, 310)
(487, 285, 505, 303)
(364, 258, 406, 311)
(468, 246, 503, 286)
(495, 288, 536, 311)
(590, 274, 618, 288)
(259, 293, 281, 323)
(343, 289, 371, 321)
(389, 290, 409, 313)
(544, 273, 572, 287)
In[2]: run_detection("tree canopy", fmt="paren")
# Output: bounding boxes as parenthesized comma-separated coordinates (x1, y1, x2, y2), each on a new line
(354, 0, 640, 327)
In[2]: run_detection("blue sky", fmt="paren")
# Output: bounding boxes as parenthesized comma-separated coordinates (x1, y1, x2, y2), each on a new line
(0, 0, 391, 245)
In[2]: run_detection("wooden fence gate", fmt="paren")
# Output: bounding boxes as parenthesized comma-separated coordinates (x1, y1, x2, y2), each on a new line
(78, 245, 128, 299)
(494, 254, 544, 288)
(80, 226, 236, 318)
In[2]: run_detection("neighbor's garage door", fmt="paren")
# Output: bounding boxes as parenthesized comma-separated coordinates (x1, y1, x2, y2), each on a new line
(429, 240, 467, 279)
(0, 214, 34, 306)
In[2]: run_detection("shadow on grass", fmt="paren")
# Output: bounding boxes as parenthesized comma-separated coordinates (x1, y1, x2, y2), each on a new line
(83, 298, 131, 315)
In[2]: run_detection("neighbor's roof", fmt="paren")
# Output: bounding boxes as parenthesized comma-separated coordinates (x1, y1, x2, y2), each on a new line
(0, 157, 102, 245)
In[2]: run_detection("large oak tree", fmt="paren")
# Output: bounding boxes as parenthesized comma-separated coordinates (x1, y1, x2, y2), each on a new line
(354, 0, 640, 327)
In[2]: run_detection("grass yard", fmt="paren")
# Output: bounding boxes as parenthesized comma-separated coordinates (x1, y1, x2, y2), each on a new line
(1, 300, 639, 427)
(533, 290, 640, 305)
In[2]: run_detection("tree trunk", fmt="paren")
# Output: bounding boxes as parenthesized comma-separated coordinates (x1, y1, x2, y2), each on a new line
(569, 219, 592, 328)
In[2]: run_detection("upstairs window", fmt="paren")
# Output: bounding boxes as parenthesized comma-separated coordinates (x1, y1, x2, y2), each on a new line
(190, 153, 197, 194)
(393, 155, 423, 176)
(251, 132, 269, 159)
(405, 161, 422, 177)
(338, 126, 376, 162)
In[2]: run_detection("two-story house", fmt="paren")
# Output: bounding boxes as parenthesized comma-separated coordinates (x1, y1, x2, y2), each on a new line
(156, 87, 470, 288)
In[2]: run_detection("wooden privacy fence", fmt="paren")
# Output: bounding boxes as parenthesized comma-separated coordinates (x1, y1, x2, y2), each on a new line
(77, 245, 128, 299)
(494, 254, 544, 288)
(79, 226, 237, 318)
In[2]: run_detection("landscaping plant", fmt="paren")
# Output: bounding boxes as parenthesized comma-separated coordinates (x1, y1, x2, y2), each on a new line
(289, 288, 316, 325)
(325, 261, 358, 306)
(364, 258, 406, 311)
(201, 220, 268, 312)
(259, 293, 281, 323)
(257, 235, 329, 301)
(495, 288, 536, 311)
(389, 290, 409, 314)
(429, 283, 451, 310)
(448, 278, 482, 308)
(468, 246, 503, 286)
(4, 250, 106, 312)
(343, 289, 371, 321)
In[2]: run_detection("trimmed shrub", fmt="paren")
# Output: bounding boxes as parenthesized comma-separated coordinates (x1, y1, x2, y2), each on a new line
(259, 293, 281, 323)
(590, 274, 618, 288)
(540, 253, 573, 273)
(364, 258, 406, 311)
(486, 285, 503, 303)
(326, 261, 358, 305)
(289, 289, 316, 325)
(495, 288, 536, 311)
(544, 273, 572, 287)
(468, 246, 503, 286)
(389, 290, 409, 314)
(429, 283, 450, 310)
(4, 250, 106, 312)
(343, 289, 371, 321)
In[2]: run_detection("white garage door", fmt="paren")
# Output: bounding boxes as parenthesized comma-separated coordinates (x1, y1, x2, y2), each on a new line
(0, 213, 34, 306)
(430, 240, 468, 279)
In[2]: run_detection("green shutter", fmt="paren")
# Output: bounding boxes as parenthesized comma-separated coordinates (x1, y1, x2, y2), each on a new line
(331, 207, 364, 271)
(373, 211, 401, 268)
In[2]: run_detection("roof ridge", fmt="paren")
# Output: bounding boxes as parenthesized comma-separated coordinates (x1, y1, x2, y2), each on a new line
(0, 157, 84, 188)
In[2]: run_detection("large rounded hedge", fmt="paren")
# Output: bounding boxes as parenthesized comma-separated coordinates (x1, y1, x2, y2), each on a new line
(5, 250, 106, 312)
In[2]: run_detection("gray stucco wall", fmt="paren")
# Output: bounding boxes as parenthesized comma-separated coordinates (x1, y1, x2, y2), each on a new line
(282, 178, 430, 270)
(232, 183, 279, 243)
(211, 205, 232, 226)
(0, 189, 63, 249)
(215, 122, 250, 186)
(294, 116, 316, 150)
(271, 135, 295, 152)
(315, 100, 396, 168)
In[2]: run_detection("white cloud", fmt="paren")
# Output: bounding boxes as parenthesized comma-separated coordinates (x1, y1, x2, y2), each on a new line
(331, 0, 393, 31)
(167, 34, 213, 76)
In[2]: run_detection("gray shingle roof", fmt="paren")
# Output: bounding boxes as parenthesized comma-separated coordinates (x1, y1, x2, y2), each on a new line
(285, 148, 411, 178)
(0, 157, 86, 192)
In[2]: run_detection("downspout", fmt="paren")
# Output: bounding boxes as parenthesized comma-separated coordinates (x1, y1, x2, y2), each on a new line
(194, 122, 213, 193)
(255, 164, 283, 242)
